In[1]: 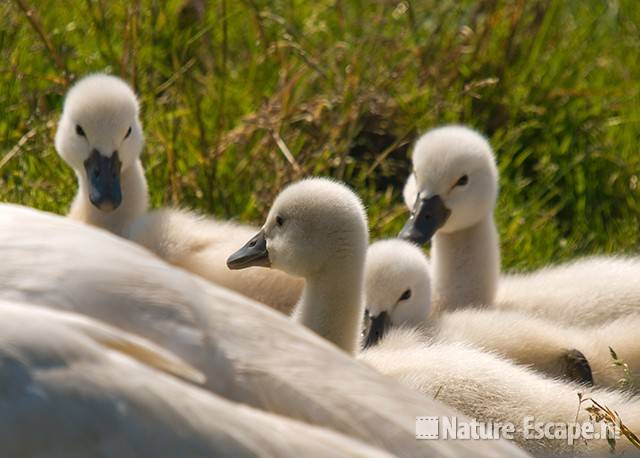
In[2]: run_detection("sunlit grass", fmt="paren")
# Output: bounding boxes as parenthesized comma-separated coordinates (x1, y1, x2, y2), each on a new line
(1, 0, 639, 271)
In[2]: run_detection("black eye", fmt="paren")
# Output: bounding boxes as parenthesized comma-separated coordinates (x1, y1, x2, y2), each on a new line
(124, 126, 132, 139)
(455, 175, 469, 187)
(276, 216, 284, 227)
(76, 125, 86, 137)
(399, 289, 412, 301)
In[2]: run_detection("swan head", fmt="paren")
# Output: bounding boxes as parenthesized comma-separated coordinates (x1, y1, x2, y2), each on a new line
(55, 74, 144, 212)
(227, 178, 369, 279)
(363, 239, 431, 348)
(399, 125, 497, 245)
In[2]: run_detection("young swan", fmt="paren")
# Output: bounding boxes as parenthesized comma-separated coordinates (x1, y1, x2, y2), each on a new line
(364, 239, 640, 389)
(228, 178, 368, 354)
(228, 179, 640, 454)
(363, 239, 432, 348)
(56, 74, 302, 313)
(360, 336, 640, 455)
(127, 209, 304, 315)
(401, 125, 640, 326)
(56, 74, 148, 236)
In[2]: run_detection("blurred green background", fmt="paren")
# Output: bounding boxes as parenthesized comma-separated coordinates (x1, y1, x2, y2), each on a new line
(1, 0, 639, 270)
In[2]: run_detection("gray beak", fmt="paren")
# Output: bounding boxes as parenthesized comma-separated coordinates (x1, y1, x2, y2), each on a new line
(363, 311, 391, 349)
(227, 230, 271, 270)
(399, 195, 451, 245)
(84, 149, 122, 212)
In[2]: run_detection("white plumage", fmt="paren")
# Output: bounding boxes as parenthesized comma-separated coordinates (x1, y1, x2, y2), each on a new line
(229, 178, 640, 455)
(56, 73, 148, 235)
(403, 125, 640, 326)
(361, 334, 640, 456)
(0, 204, 519, 458)
(126, 208, 303, 314)
(365, 238, 432, 327)
(497, 256, 640, 326)
(365, 239, 640, 388)
(55, 74, 302, 314)
(0, 300, 395, 458)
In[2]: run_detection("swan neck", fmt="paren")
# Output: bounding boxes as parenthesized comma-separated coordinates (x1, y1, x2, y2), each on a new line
(431, 215, 499, 314)
(70, 159, 148, 236)
(295, 261, 365, 356)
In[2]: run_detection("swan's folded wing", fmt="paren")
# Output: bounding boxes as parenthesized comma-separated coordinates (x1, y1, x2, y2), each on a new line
(0, 302, 394, 458)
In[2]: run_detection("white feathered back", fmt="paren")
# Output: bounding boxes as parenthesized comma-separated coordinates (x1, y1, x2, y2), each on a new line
(0, 204, 523, 458)
(0, 300, 395, 458)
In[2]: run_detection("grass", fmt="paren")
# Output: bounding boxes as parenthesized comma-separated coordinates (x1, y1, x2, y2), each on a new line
(577, 392, 640, 452)
(1, 0, 639, 271)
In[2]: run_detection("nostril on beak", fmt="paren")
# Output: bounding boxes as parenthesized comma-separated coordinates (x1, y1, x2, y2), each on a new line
(249, 240, 257, 247)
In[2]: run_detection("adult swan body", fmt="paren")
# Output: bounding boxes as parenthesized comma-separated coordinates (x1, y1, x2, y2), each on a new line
(0, 204, 521, 458)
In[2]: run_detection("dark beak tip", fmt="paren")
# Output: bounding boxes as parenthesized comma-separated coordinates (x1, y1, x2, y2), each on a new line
(226, 253, 245, 270)
(85, 150, 123, 212)
(89, 191, 122, 212)
(398, 194, 450, 246)
(226, 231, 271, 270)
(363, 312, 391, 349)
(398, 223, 427, 246)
